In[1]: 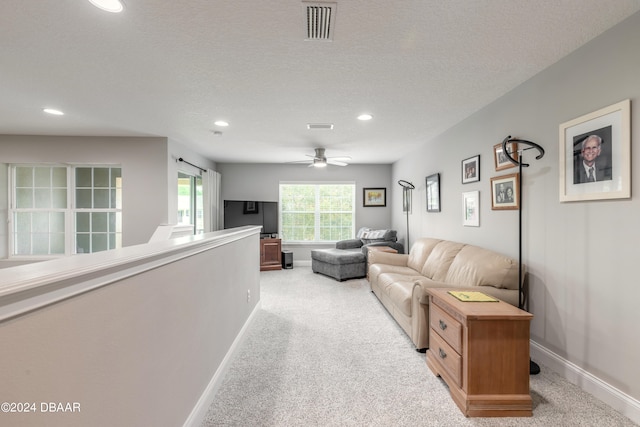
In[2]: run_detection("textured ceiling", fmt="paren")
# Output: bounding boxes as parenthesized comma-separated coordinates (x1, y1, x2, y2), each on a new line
(2, 1, 639, 165)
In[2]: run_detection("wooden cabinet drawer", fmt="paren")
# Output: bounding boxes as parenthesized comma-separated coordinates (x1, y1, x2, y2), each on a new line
(429, 328, 462, 388)
(430, 303, 462, 353)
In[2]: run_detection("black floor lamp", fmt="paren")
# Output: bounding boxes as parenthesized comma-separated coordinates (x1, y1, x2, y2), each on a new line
(397, 180, 415, 253)
(501, 135, 544, 376)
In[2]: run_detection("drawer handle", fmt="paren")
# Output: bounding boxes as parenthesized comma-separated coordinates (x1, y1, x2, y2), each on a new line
(439, 319, 447, 331)
(438, 348, 447, 359)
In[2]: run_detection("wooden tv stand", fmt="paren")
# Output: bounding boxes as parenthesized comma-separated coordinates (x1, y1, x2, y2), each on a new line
(425, 288, 533, 417)
(259, 238, 281, 271)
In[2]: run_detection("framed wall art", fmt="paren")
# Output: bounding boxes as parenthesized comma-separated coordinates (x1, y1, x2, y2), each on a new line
(462, 155, 480, 184)
(462, 191, 479, 226)
(490, 173, 519, 210)
(493, 142, 518, 171)
(426, 173, 440, 212)
(363, 187, 386, 207)
(559, 99, 630, 202)
(243, 201, 259, 214)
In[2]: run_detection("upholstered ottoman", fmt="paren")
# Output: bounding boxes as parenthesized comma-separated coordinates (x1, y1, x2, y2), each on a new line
(311, 248, 366, 281)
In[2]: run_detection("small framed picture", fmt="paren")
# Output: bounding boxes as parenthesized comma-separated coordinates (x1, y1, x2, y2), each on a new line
(462, 191, 479, 227)
(559, 99, 631, 202)
(491, 173, 519, 210)
(243, 201, 259, 214)
(461, 155, 480, 184)
(494, 142, 518, 171)
(363, 187, 386, 207)
(426, 173, 440, 212)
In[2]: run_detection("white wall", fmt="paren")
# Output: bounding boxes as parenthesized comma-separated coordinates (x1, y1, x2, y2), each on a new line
(392, 11, 640, 408)
(217, 163, 395, 260)
(0, 228, 260, 427)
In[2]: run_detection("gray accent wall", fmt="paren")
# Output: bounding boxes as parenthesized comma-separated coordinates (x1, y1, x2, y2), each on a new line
(392, 12, 640, 404)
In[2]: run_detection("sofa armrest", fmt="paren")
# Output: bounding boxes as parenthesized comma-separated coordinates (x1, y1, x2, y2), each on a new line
(413, 278, 449, 304)
(335, 239, 363, 250)
(367, 251, 408, 267)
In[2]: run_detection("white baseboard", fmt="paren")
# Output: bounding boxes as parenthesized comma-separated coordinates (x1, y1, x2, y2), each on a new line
(531, 341, 640, 425)
(183, 301, 262, 427)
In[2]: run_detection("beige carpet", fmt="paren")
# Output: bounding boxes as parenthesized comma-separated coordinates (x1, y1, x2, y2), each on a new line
(202, 267, 637, 426)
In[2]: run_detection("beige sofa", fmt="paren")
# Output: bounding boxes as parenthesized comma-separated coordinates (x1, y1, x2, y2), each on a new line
(368, 237, 522, 350)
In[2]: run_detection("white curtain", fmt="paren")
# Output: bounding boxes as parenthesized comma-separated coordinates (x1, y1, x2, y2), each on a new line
(203, 169, 221, 232)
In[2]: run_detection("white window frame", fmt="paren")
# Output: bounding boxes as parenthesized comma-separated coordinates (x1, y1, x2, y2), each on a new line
(8, 163, 122, 259)
(279, 181, 355, 243)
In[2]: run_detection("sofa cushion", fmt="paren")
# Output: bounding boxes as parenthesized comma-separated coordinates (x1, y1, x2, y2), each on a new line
(406, 238, 442, 272)
(361, 229, 397, 245)
(310, 248, 365, 265)
(444, 245, 519, 289)
(356, 227, 371, 238)
(421, 240, 465, 281)
(377, 271, 423, 292)
(335, 238, 363, 250)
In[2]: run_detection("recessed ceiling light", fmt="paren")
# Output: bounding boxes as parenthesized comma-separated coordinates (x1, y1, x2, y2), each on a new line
(43, 108, 64, 116)
(214, 120, 229, 127)
(307, 123, 334, 130)
(88, 0, 124, 13)
(357, 113, 373, 121)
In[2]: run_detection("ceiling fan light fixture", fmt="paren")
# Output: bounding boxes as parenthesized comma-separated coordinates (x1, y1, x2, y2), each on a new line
(313, 158, 327, 167)
(357, 113, 373, 121)
(88, 0, 124, 13)
(214, 120, 229, 127)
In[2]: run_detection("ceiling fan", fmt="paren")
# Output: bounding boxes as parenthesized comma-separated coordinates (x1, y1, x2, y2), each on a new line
(291, 148, 351, 168)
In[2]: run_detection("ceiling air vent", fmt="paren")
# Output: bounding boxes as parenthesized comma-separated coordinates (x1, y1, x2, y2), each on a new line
(307, 123, 334, 130)
(304, 2, 336, 41)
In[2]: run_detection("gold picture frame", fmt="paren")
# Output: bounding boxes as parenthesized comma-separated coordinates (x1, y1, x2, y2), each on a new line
(493, 142, 518, 171)
(491, 173, 519, 210)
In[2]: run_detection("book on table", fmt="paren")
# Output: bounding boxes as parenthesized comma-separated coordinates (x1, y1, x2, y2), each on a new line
(448, 291, 498, 302)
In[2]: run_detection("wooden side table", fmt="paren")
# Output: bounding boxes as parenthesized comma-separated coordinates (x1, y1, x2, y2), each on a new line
(366, 246, 398, 279)
(425, 288, 533, 417)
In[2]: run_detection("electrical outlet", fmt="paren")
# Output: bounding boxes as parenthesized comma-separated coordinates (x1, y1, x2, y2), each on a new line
(247, 289, 251, 302)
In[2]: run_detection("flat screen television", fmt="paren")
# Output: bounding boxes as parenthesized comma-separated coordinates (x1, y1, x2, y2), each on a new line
(223, 200, 278, 237)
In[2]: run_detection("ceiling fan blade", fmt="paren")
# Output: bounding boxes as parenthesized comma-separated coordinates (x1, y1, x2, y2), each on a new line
(286, 160, 313, 164)
(327, 156, 352, 161)
(327, 160, 348, 166)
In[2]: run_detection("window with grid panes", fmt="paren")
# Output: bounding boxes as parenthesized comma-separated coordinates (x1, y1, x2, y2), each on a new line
(9, 164, 122, 256)
(12, 166, 68, 255)
(279, 183, 355, 242)
(74, 167, 122, 253)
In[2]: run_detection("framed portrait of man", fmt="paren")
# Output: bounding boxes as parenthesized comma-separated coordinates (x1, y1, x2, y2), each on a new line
(559, 99, 630, 202)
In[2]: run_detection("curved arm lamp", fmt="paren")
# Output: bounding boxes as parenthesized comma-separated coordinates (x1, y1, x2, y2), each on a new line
(501, 135, 545, 376)
(397, 180, 415, 252)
